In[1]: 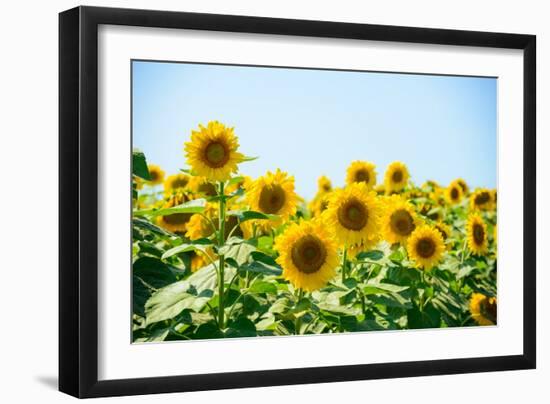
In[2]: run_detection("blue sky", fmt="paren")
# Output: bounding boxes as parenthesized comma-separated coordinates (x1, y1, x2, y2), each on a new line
(132, 60, 496, 200)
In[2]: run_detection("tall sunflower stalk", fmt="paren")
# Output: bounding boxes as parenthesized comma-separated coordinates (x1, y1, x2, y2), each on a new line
(184, 121, 246, 331)
(217, 181, 226, 329)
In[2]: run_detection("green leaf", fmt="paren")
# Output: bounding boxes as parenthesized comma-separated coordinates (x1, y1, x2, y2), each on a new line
(225, 318, 257, 338)
(363, 282, 409, 295)
(248, 281, 278, 295)
(241, 155, 259, 162)
(356, 250, 385, 261)
(132, 149, 151, 180)
(222, 240, 257, 266)
(144, 264, 217, 325)
(240, 260, 282, 276)
(134, 257, 177, 289)
(226, 210, 278, 222)
(226, 176, 245, 186)
(134, 328, 170, 343)
(407, 303, 441, 329)
(161, 241, 213, 260)
(134, 198, 207, 217)
(132, 217, 173, 236)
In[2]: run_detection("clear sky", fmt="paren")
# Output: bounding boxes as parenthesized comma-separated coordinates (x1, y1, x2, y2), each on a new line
(132, 60, 496, 200)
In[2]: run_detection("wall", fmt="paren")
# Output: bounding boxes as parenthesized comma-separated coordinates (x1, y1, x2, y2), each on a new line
(0, 0, 546, 402)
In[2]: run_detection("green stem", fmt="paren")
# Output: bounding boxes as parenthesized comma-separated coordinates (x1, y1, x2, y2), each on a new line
(341, 247, 348, 283)
(217, 181, 226, 329)
(295, 288, 304, 335)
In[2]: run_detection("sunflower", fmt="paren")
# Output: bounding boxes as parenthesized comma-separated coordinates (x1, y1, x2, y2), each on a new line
(156, 193, 192, 233)
(406, 225, 445, 269)
(146, 164, 165, 185)
(346, 161, 377, 189)
(323, 182, 382, 248)
(184, 121, 244, 181)
(190, 248, 217, 273)
(434, 221, 451, 241)
(185, 212, 215, 240)
(275, 220, 339, 292)
(163, 173, 190, 195)
(469, 293, 497, 325)
(247, 169, 298, 222)
(308, 192, 331, 218)
(470, 189, 494, 211)
(445, 180, 464, 205)
(419, 203, 443, 222)
(186, 203, 244, 240)
(384, 161, 409, 193)
(315, 175, 332, 194)
(455, 178, 469, 195)
(381, 195, 419, 244)
(188, 176, 217, 197)
(466, 213, 488, 255)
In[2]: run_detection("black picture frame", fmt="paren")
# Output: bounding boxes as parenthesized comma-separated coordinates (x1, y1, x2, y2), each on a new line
(59, 5, 536, 398)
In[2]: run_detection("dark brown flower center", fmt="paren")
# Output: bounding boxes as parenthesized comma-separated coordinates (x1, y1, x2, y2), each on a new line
(163, 213, 191, 225)
(291, 235, 327, 274)
(204, 141, 229, 168)
(337, 198, 368, 231)
(475, 191, 491, 206)
(198, 182, 217, 196)
(481, 298, 497, 323)
(473, 223, 485, 245)
(435, 225, 448, 240)
(450, 187, 459, 200)
(392, 169, 403, 183)
(149, 170, 159, 182)
(171, 177, 188, 189)
(354, 169, 369, 183)
(323, 184, 331, 192)
(258, 184, 286, 214)
(390, 209, 415, 236)
(416, 237, 436, 258)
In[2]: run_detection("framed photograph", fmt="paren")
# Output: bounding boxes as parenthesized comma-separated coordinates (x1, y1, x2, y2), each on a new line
(59, 6, 536, 398)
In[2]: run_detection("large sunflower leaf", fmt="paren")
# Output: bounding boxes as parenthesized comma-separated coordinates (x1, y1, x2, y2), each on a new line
(132, 149, 151, 180)
(134, 198, 207, 217)
(144, 264, 217, 325)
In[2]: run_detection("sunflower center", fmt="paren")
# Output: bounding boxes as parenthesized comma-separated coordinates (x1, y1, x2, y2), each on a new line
(473, 223, 485, 245)
(481, 298, 497, 322)
(162, 213, 191, 225)
(204, 141, 229, 168)
(258, 185, 286, 214)
(291, 235, 327, 274)
(150, 171, 159, 182)
(198, 182, 217, 196)
(323, 184, 331, 192)
(354, 169, 369, 183)
(337, 198, 368, 231)
(475, 192, 491, 205)
(392, 169, 403, 183)
(416, 237, 436, 258)
(171, 178, 188, 189)
(390, 209, 415, 236)
(451, 187, 459, 200)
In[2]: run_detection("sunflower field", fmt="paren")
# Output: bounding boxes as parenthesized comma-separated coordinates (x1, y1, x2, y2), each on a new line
(132, 120, 497, 343)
